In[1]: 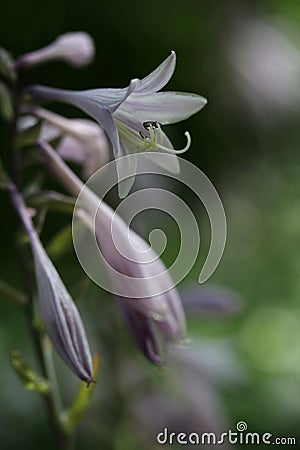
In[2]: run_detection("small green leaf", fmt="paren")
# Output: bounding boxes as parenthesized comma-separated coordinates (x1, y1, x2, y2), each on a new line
(61, 354, 100, 434)
(0, 82, 13, 121)
(11, 350, 50, 395)
(0, 47, 16, 81)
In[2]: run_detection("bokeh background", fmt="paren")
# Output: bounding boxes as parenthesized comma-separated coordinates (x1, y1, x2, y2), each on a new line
(1, 0, 300, 448)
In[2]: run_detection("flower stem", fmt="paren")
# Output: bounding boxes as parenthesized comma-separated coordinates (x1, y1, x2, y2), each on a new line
(43, 335, 63, 415)
(8, 85, 74, 450)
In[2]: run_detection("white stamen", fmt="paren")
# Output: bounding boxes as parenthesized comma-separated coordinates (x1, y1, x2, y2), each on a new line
(139, 122, 191, 154)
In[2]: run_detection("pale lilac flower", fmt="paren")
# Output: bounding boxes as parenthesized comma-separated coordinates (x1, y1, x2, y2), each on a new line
(39, 141, 186, 364)
(8, 182, 94, 384)
(18, 108, 109, 178)
(16, 32, 95, 69)
(27, 51, 207, 196)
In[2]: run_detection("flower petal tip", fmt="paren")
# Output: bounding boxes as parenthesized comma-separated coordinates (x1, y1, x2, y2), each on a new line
(128, 78, 141, 94)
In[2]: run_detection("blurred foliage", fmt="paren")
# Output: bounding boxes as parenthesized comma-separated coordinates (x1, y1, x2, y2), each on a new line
(2, 0, 300, 449)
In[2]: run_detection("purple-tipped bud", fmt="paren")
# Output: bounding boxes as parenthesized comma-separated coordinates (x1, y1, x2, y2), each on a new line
(74, 199, 186, 364)
(16, 32, 95, 69)
(8, 183, 94, 384)
(78, 193, 187, 364)
(32, 236, 94, 384)
(117, 297, 163, 365)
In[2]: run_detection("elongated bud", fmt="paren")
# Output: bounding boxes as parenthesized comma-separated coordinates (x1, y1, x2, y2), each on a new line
(19, 108, 109, 177)
(16, 32, 95, 69)
(8, 182, 94, 385)
(34, 108, 109, 178)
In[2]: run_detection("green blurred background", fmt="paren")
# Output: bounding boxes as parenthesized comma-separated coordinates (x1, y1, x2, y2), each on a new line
(2, 0, 300, 448)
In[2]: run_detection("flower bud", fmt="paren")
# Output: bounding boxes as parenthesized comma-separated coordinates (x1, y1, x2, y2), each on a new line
(8, 182, 94, 384)
(32, 235, 94, 384)
(16, 32, 95, 69)
(18, 108, 109, 177)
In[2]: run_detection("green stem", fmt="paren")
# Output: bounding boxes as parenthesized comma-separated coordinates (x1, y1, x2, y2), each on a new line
(8, 82, 74, 450)
(8, 182, 74, 450)
(43, 336, 63, 415)
(25, 303, 73, 450)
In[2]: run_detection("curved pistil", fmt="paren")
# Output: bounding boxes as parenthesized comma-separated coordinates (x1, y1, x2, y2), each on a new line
(139, 121, 191, 154)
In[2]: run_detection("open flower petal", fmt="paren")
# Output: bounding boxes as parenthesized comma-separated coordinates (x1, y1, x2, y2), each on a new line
(28, 52, 207, 197)
(123, 91, 207, 124)
(75, 101, 122, 157)
(135, 51, 176, 95)
(116, 153, 138, 198)
(82, 78, 140, 113)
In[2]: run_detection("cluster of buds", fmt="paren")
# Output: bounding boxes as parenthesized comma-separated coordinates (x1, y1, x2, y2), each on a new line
(3, 31, 208, 382)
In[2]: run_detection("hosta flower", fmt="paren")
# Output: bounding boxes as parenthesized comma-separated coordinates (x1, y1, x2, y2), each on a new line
(27, 51, 207, 197)
(8, 182, 94, 384)
(16, 32, 95, 69)
(82, 198, 187, 364)
(18, 108, 109, 178)
(39, 141, 186, 364)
